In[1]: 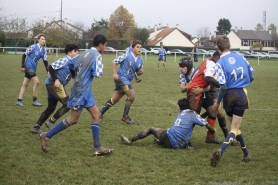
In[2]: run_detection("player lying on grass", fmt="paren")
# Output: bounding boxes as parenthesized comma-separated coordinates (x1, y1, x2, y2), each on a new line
(120, 98, 215, 149)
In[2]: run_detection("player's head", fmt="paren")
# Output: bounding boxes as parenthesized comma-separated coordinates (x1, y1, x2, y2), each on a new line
(194, 45, 197, 48)
(212, 51, 220, 62)
(217, 36, 230, 53)
(65, 44, 79, 58)
(179, 56, 193, 75)
(132, 40, 142, 56)
(93, 34, 107, 53)
(37, 34, 46, 46)
(178, 98, 189, 110)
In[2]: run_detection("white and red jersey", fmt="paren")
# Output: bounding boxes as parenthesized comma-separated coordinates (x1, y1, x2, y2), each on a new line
(187, 59, 216, 90)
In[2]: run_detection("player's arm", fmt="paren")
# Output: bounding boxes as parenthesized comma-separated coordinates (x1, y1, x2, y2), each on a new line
(137, 68, 144, 76)
(112, 62, 119, 80)
(48, 65, 60, 87)
(180, 82, 188, 93)
(20, 54, 26, 72)
(42, 50, 49, 72)
(192, 112, 215, 134)
(204, 76, 220, 88)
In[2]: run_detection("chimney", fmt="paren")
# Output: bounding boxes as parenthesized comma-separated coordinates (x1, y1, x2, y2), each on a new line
(240, 27, 242, 30)
(154, 25, 157, 32)
(214, 31, 216, 38)
(209, 33, 211, 40)
(64, 18, 67, 27)
(176, 24, 179, 29)
(43, 16, 46, 27)
(235, 26, 237, 32)
(148, 26, 150, 30)
(158, 23, 161, 29)
(269, 29, 272, 34)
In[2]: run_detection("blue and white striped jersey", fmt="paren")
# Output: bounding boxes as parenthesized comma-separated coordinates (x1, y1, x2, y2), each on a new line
(45, 55, 75, 86)
(113, 51, 144, 84)
(158, 48, 166, 56)
(67, 48, 103, 107)
(167, 109, 208, 149)
(24, 43, 47, 71)
(215, 51, 254, 88)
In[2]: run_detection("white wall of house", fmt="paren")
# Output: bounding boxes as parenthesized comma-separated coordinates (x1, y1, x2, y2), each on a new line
(157, 29, 194, 47)
(227, 31, 241, 49)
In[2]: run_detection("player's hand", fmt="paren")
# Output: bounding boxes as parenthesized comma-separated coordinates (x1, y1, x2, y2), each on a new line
(54, 79, 61, 88)
(191, 86, 203, 95)
(213, 102, 220, 112)
(20, 68, 25, 72)
(113, 73, 119, 80)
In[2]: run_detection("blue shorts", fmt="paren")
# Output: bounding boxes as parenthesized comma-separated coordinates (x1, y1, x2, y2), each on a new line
(67, 90, 96, 110)
(223, 88, 249, 112)
(158, 55, 165, 61)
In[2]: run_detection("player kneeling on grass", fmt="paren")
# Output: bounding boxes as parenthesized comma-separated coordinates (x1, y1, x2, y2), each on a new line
(39, 34, 113, 156)
(120, 98, 215, 149)
(30, 43, 79, 134)
(100, 40, 144, 124)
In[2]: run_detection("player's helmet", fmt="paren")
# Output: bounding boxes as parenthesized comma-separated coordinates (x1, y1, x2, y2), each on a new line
(179, 57, 193, 74)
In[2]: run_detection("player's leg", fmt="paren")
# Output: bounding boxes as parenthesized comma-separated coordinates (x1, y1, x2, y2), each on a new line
(100, 90, 124, 118)
(30, 98, 58, 134)
(87, 105, 113, 156)
(162, 60, 167, 71)
(45, 85, 70, 129)
(39, 109, 81, 152)
(17, 77, 31, 106)
(120, 127, 164, 145)
(121, 86, 135, 124)
(203, 93, 222, 144)
(157, 60, 160, 71)
(31, 76, 42, 106)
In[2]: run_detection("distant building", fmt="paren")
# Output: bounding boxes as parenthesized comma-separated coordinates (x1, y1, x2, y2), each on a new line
(147, 25, 194, 47)
(227, 27, 276, 50)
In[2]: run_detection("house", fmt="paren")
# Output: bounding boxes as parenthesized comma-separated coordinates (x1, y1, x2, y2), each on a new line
(27, 18, 84, 39)
(202, 32, 225, 48)
(147, 25, 194, 47)
(227, 27, 276, 50)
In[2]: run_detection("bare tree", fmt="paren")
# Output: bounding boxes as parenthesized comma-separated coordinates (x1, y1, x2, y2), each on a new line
(196, 26, 210, 37)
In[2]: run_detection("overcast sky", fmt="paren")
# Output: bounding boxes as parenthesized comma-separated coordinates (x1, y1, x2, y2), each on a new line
(1, 0, 277, 37)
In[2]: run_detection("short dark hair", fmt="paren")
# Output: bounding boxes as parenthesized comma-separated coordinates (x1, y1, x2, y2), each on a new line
(93, 34, 107, 47)
(178, 98, 189, 110)
(132, 40, 142, 48)
(65, 44, 79, 54)
(212, 51, 220, 58)
(38, 34, 46, 39)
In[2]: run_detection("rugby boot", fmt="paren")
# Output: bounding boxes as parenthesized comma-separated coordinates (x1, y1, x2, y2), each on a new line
(32, 100, 42, 106)
(210, 149, 222, 167)
(30, 126, 42, 134)
(121, 115, 135, 124)
(93, 147, 113, 156)
(120, 135, 132, 145)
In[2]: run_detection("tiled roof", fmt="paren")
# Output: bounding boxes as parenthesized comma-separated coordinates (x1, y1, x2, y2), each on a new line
(232, 29, 273, 41)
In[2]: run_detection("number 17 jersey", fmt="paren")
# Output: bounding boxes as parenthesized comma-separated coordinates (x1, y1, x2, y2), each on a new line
(215, 52, 254, 89)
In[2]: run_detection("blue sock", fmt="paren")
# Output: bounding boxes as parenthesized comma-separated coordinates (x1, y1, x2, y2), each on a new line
(220, 132, 236, 154)
(236, 134, 249, 157)
(91, 123, 101, 148)
(45, 119, 70, 139)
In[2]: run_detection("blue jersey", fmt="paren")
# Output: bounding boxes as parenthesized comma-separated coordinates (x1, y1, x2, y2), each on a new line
(158, 48, 166, 56)
(179, 66, 198, 84)
(113, 52, 144, 84)
(24, 43, 47, 71)
(67, 48, 103, 107)
(45, 55, 74, 86)
(167, 109, 208, 149)
(215, 52, 254, 88)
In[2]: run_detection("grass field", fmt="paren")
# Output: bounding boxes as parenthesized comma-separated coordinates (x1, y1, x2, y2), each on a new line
(0, 53, 278, 185)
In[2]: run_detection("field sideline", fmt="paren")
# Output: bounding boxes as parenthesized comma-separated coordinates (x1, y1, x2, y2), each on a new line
(0, 53, 278, 185)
